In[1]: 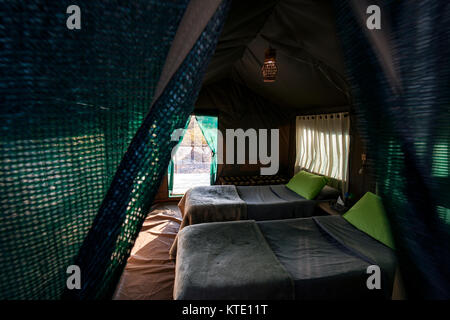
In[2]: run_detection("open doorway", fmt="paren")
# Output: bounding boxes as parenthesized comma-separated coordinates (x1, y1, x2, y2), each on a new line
(168, 115, 218, 196)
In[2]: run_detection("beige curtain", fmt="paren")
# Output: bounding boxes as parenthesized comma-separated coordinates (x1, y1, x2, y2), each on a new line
(294, 112, 350, 194)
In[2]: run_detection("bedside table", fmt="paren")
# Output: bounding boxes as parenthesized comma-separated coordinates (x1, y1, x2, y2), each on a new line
(317, 202, 347, 216)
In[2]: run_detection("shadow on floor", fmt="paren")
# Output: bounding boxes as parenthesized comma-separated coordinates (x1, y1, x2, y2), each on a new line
(113, 202, 181, 300)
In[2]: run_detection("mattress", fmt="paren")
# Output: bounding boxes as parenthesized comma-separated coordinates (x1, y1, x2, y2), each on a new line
(236, 185, 317, 220)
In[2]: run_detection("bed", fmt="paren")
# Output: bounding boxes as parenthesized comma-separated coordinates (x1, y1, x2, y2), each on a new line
(168, 183, 339, 257)
(177, 183, 339, 226)
(173, 170, 340, 234)
(173, 215, 397, 300)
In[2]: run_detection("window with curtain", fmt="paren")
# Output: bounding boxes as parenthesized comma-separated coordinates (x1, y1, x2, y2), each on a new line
(168, 115, 218, 196)
(294, 112, 350, 192)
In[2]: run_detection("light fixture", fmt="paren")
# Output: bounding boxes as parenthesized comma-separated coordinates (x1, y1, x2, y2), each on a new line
(261, 47, 277, 82)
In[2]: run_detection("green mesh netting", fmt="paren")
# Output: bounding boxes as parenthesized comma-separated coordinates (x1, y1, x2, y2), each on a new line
(195, 115, 219, 185)
(1, 0, 230, 299)
(334, 0, 450, 298)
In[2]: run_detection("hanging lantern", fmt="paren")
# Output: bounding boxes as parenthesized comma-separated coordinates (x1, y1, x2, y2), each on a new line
(261, 47, 277, 82)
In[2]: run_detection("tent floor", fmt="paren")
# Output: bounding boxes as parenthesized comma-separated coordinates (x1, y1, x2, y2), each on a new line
(113, 202, 181, 300)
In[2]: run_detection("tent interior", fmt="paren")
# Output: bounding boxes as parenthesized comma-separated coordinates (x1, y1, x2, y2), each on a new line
(155, 0, 365, 200)
(113, 0, 424, 300)
(1, 0, 449, 301)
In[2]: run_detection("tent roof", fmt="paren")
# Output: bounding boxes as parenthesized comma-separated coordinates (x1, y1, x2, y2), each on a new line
(200, 0, 350, 111)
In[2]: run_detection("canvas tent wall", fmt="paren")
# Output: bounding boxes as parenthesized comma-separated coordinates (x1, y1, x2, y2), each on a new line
(194, 0, 352, 179)
(0, 0, 448, 300)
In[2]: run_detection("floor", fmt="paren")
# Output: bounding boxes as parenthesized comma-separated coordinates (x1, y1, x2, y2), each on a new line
(113, 202, 182, 300)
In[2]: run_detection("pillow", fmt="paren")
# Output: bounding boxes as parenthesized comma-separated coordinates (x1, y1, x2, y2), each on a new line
(343, 192, 395, 249)
(315, 185, 340, 201)
(286, 171, 328, 200)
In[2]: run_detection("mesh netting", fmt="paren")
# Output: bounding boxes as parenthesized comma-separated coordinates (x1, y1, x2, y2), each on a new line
(334, 0, 450, 298)
(1, 0, 229, 299)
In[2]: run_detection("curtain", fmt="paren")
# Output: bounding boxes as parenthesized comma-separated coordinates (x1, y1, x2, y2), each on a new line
(65, 1, 230, 299)
(294, 112, 350, 193)
(334, 0, 450, 298)
(0, 0, 191, 299)
(0, 0, 230, 300)
(195, 115, 218, 185)
(168, 117, 190, 195)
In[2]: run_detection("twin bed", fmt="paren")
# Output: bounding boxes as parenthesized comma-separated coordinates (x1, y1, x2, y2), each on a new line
(170, 172, 397, 300)
(174, 216, 397, 300)
(169, 183, 337, 256)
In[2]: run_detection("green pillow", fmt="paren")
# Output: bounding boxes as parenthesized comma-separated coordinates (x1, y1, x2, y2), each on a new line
(343, 192, 395, 249)
(286, 171, 328, 200)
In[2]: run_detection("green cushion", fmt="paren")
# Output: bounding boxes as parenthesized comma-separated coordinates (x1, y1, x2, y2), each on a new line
(286, 171, 328, 200)
(343, 192, 395, 249)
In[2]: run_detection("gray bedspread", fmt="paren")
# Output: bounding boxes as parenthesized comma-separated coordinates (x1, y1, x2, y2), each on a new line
(174, 216, 397, 300)
(173, 220, 294, 300)
(177, 185, 247, 227)
(258, 215, 397, 299)
(169, 185, 247, 258)
(236, 185, 317, 220)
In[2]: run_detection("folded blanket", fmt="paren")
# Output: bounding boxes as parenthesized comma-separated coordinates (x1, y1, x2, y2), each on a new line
(173, 220, 294, 300)
(169, 185, 247, 257)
